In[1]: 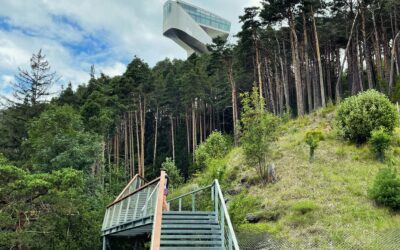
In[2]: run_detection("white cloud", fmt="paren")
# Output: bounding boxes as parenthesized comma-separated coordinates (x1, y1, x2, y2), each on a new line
(0, 0, 259, 96)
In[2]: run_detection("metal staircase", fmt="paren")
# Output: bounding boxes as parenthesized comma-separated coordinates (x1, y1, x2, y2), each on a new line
(101, 171, 239, 250)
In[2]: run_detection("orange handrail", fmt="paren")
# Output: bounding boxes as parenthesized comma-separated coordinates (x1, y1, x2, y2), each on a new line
(150, 171, 166, 250)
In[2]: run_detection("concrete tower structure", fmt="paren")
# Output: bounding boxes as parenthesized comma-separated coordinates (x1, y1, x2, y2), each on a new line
(163, 0, 231, 56)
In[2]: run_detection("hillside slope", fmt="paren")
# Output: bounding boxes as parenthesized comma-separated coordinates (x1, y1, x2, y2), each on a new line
(172, 106, 400, 249)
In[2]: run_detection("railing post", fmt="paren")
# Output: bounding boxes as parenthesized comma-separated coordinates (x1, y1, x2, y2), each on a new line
(228, 234, 233, 250)
(221, 207, 225, 247)
(192, 193, 195, 211)
(214, 184, 218, 222)
(179, 198, 182, 211)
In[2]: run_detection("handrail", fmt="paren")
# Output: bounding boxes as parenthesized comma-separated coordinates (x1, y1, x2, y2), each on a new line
(214, 179, 240, 250)
(167, 184, 213, 203)
(113, 174, 140, 202)
(150, 171, 166, 250)
(107, 177, 160, 208)
(141, 182, 160, 216)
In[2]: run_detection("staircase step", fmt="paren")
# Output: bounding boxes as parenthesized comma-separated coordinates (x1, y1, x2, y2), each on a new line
(162, 215, 216, 220)
(160, 248, 223, 250)
(162, 224, 220, 229)
(161, 240, 222, 246)
(161, 235, 222, 240)
(163, 211, 215, 215)
(161, 229, 221, 235)
(162, 219, 218, 224)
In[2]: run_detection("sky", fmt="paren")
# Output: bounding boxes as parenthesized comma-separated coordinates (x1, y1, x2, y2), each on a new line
(0, 0, 262, 99)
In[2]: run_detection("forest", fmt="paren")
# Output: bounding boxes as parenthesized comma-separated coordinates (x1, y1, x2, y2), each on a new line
(0, 0, 400, 249)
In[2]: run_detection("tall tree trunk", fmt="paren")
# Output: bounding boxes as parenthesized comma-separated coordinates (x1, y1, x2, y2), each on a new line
(277, 37, 290, 112)
(289, 10, 305, 116)
(372, 10, 383, 85)
(186, 109, 190, 156)
(303, 12, 313, 112)
(311, 7, 326, 107)
(254, 32, 263, 98)
(192, 101, 196, 162)
(389, 32, 400, 96)
(170, 115, 175, 162)
(360, 3, 374, 89)
(124, 115, 128, 176)
(135, 111, 141, 176)
(129, 111, 135, 178)
(139, 97, 146, 177)
(227, 61, 239, 146)
(336, 10, 359, 103)
(153, 106, 159, 166)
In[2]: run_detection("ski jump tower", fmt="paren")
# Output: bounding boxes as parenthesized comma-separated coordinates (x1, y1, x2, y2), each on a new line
(163, 0, 231, 56)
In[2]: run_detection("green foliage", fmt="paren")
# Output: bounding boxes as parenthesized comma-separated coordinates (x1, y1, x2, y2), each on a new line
(370, 128, 392, 162)
(27, 105, 103, 172)
(198, 158, 227, 186)
(161, 157, 183, 189)
(240, 87, 280, 181)
(228, 192, 261, 225)
(194, 131, 232, 173)
(0, 160, 105, 249)
(336, 90, 398, 143)
(305, 129, 324, 162)
(393, 128, 400, 147)
(369, 167, 400, 210)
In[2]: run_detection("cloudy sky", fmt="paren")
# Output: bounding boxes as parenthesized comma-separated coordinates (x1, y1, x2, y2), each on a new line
(0, 0, 261, 98)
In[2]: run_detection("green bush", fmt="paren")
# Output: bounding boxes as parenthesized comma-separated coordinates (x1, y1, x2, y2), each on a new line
(370, 128, 392, 162)
(393, 128, 400, 146)
(240, 87, 280, 182)
(194, 131, 232, 173)
(197, 158, 227, 186)
(161, 157, 183, 189)
(336, 90, 398, 143)
(228, 192, 260, 225)
(369, 167, 400, 210)
(305, 129, 324, 162)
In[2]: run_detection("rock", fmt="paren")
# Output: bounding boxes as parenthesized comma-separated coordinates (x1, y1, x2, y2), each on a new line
(240, 176, 248, 184)
(245, 213, 261, 223)
(226, 187, 242, 195)
(267, 163, 277, 183)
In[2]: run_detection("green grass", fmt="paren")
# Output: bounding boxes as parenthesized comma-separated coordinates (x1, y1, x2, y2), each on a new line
(173, 106, 400, 249)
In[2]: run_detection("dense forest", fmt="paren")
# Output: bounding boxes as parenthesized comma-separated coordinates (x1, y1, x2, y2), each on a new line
(0, 0, 400, 248)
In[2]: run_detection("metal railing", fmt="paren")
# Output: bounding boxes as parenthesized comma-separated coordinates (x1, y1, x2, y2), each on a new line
(167, 179, 240, 250)
(102, 177, 160, 231)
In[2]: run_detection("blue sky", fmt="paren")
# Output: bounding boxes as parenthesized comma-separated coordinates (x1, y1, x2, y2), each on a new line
(0, 0, 260, 100)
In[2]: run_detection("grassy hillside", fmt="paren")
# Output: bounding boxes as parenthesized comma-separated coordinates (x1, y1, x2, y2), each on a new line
(171, 106, 400, 249)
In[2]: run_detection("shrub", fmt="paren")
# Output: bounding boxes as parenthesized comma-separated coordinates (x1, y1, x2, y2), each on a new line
(305, 129, 324, 162)
(197, 158, 227, 186)
(393, 128, 400, 146)
(370, 128, 392, 162)
(228, 192, 260, 225)
(194, 131, 232, 173)
(161, 157, 183, 189)
(336, 90, 398, 143)
(369, 167, 400, 210)
(240, 87, 280, 182)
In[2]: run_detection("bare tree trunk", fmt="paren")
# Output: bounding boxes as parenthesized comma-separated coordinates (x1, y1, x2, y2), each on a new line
(360, 3, 374, 89)
(303, 12, 313, 112)
(129, 112, 135, 178)
(124, 115, 128, 176)
(254, 33, 263, 98)
(311, 7, 326, 107)
(227, 62, 239, 146)
(170, 115, 175, 162)
(186, 109, 190, 156)
(135, 111, 141, 176)
(372, 10, 384, 85)
(139, 97, 146, 177)
(192, 101, 196, 162)
(277, 37, 290, 112)
(336, 11, 359, 103)
(389, 32, 400, 96)
(289, 10, 304, 115)
(153, 106, 159, 166)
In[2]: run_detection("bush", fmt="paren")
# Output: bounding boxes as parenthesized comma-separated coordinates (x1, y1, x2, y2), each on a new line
(197, 158, 227, 186)
(369, 167, 400, 210)
(305, 129, 324, 162)
(336, 90, 398, 143)
(240, 87, 280, 182)
(161, 157, 183, 189)
(370, 128, 392, 162)
(228, 192, 261, 225)
(194, 131, 232, 173)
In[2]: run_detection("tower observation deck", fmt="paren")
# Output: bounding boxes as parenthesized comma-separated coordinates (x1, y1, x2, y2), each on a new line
(163, 0, 231, 56)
